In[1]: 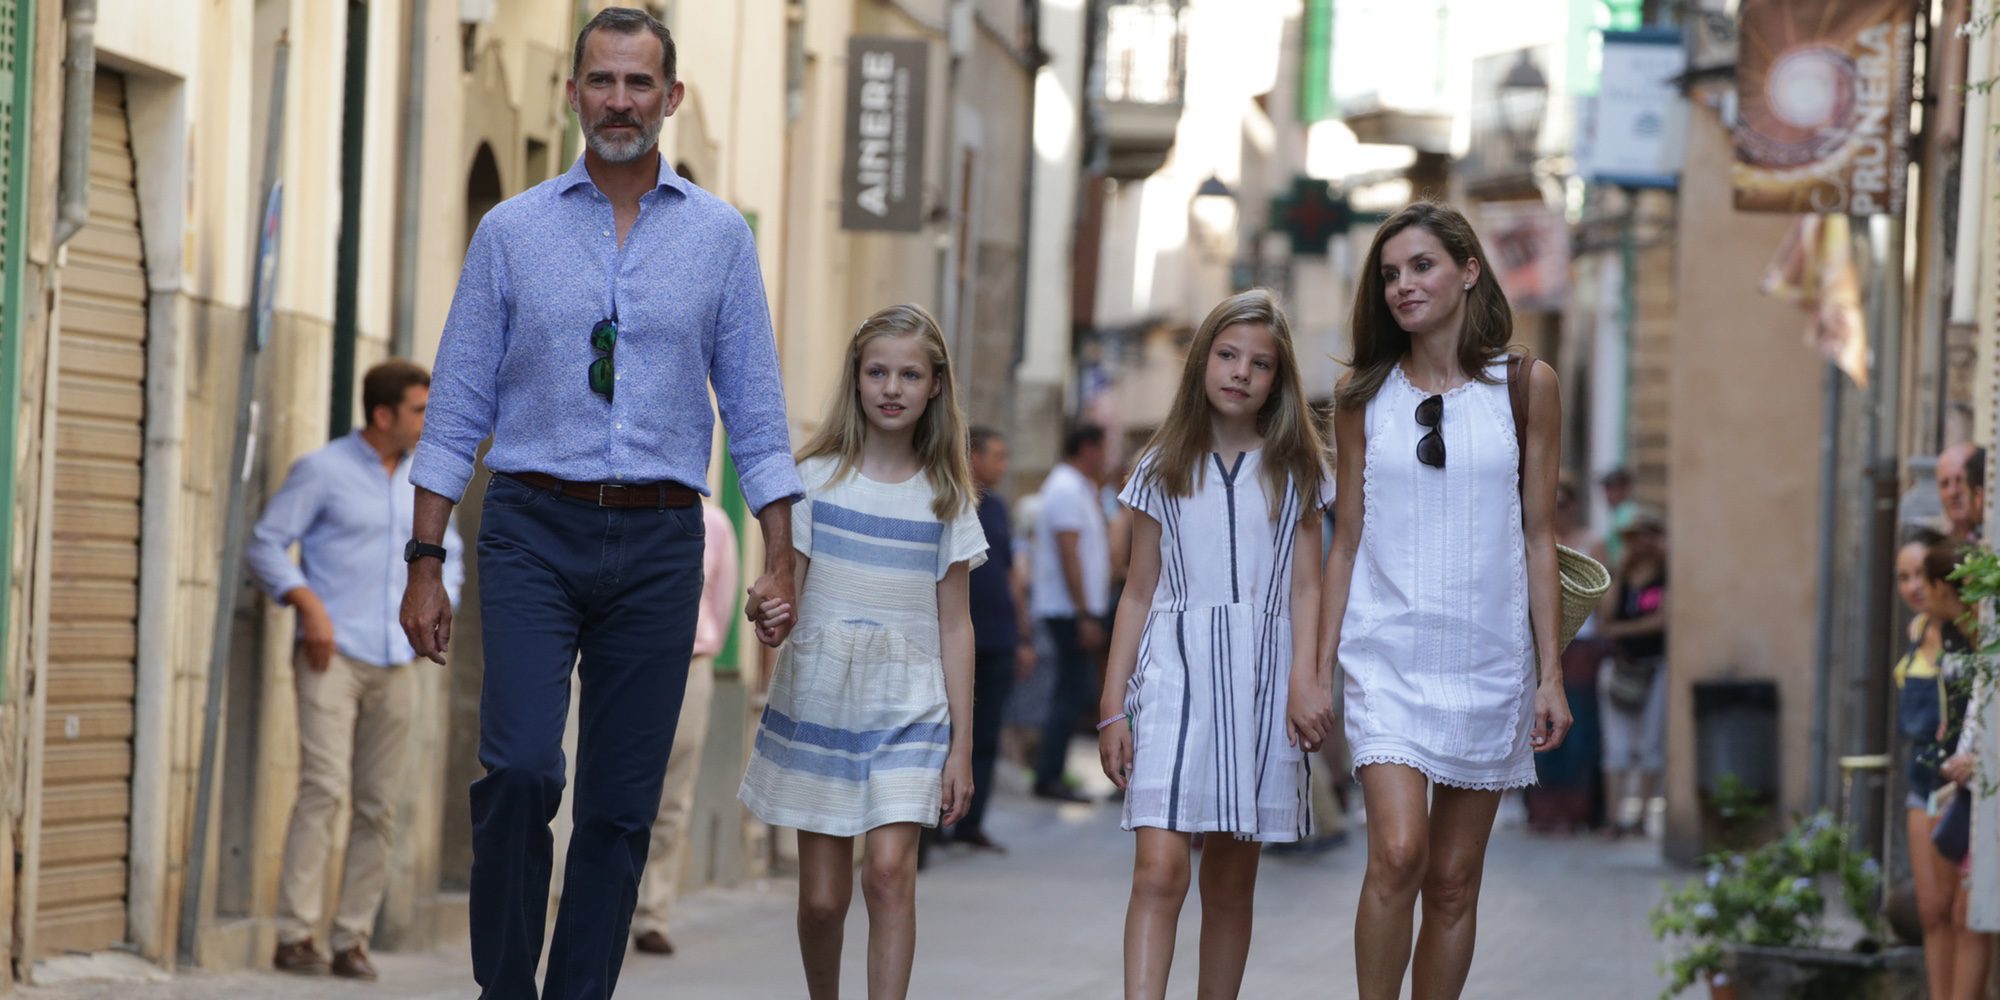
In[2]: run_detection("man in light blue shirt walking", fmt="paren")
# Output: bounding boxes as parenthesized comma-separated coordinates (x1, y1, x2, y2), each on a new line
(397, 9, 803, 998)
(247, 359, 463, 981)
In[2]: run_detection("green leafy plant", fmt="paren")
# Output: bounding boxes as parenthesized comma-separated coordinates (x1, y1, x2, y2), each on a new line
(1650, 812, 1882, 999)
(1945, 545, 2000, 795)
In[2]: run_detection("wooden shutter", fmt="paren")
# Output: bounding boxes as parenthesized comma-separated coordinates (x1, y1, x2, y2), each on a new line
(41, 70, 144, 957)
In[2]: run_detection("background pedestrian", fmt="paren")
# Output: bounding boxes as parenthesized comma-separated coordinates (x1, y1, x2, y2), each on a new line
(249, 360, 463, 981)
(1029, 424, 1112, 802)
(632, 501, 739, 956)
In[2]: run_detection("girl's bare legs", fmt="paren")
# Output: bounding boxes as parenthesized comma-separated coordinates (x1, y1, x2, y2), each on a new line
(1128, 828, 1184, 1000)
(1409, 786, 1503, 1000)
(1950, 881, 1992, 1000)
(861, 823, 922, 1000)
(1195, 833, 1263, 999)
(796, 830, 856, 1000)
(1354, 765, 1432, 1000)
(1908, 808, 1959, 999)
(1125, 828, 1194, 999)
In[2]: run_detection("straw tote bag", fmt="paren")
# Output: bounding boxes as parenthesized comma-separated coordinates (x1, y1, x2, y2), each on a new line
(1507, 352, 1610, 653)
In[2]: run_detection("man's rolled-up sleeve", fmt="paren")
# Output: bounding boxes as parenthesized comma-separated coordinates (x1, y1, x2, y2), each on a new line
(411, 216, 511, 503)
(709, 225, 804, 515)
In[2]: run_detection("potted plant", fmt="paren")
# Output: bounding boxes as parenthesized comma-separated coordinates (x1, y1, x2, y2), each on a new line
(1651, 812, 1912, 999)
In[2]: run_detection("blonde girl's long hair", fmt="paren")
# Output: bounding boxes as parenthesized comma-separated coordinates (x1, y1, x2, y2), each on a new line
(797, 304, 976, 521)
(1335, 201, 1516, 412)
(1138, 289, 1329, 520)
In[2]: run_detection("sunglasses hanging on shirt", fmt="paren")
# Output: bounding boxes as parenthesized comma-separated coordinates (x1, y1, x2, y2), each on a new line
(590, 312, 618, 402)
(1415, 393, 1445, 469)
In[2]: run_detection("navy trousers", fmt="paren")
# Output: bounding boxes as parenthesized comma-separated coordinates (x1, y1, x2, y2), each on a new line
(1034, 617, 1099, 786)
(470, 474, 704, 999)
(958, 647, 1017, 832)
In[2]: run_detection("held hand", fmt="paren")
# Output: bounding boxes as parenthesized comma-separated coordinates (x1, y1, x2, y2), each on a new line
(1530, 680, 1572, 753)
(1286, 675, 1334, 752)
(750, 596, 794, 647)
(1078, 617, 1107, 653)
(294, 592, 337, 674)
(940, 752, 974, 827)
(1942, 752, 1977, 786)
(399, 566, 453, 665)
(1097, 717, 1133, 790)
(747, 568, 797, 648)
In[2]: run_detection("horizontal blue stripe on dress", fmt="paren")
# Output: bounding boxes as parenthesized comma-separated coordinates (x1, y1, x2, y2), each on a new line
(817, 501, 945, 544)
(811, 529, 937, 572)
(753, 730, 949, 782)
(760, 707, 950, 754)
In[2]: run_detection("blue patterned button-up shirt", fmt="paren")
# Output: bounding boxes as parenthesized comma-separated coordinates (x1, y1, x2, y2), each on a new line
(411, 154, 804, 514)
(247, 432, 466, 668)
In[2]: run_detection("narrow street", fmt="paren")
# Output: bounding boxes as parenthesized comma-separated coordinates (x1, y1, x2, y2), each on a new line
(21, 756, 1676, 1000)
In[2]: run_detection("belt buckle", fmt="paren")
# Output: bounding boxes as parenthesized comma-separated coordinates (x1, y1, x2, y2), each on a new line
(597, 483, 627, 507)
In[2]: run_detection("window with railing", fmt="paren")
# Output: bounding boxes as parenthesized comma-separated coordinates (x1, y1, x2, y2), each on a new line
(1102, 0, 1185, 105)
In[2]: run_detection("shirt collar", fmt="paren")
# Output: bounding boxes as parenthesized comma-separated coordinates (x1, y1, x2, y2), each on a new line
(555, 152, 688, 199)
(347, 429, 409, 472)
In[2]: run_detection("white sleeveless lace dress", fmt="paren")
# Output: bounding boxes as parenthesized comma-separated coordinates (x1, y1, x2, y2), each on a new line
(1338, 361, 1537, 790)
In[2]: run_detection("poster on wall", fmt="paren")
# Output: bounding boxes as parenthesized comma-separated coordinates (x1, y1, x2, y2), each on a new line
(841, 37, 930, 233)
(1731, 0, 1912, 216)
(1479, 202, 1571, 313)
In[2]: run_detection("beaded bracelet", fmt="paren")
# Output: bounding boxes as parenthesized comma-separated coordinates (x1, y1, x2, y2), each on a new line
(1095, 713, 1129, 731)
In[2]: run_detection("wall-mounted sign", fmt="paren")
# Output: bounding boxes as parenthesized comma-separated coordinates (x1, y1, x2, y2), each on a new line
(841, 37, 930, 233)
(1576, 29, 1685, 189)
(1732, 0, 1913, 216)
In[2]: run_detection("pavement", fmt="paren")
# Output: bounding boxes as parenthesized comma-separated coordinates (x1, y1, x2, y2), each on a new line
(18, 748, 1678, 1000)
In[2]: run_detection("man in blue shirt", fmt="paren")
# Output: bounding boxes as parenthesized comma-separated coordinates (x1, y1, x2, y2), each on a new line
(247, 360, 464, 981)
(951, 427, 1034, 851)
(398, 9, 803, 997)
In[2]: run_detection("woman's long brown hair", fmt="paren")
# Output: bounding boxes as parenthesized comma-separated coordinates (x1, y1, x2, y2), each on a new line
(796, 304, 976, 521)
(1137, 289, 1328, 520)
(1336, 201, 1516, 412)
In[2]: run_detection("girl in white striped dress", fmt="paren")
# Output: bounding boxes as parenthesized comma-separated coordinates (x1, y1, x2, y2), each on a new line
(1097, 289, 1332, 999)
(739, 304, 986, 1000)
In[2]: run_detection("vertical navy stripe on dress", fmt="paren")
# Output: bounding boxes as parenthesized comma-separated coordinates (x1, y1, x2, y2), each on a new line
(1168, 613, 1195, 830)
(1213, 453, 1245, 604)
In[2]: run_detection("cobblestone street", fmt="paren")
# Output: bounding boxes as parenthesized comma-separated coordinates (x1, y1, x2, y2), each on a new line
(19, 760, 1677, 1000)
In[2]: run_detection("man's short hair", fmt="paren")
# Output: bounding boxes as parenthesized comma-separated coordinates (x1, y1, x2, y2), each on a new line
(1970, 446, 1988, 491)
(1600, 466, 1633, 490)
(969, 425, 1005, 455)
(1063, 423, 1106, 458)
(362, 359, 430, 425)
(572, 6, 676, 85)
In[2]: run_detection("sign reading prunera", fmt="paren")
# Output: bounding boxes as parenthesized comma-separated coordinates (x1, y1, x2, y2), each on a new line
(842, 36, 929, 233)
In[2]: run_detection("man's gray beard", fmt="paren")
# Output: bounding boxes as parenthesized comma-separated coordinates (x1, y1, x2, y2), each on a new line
(583, 117, 663, 163)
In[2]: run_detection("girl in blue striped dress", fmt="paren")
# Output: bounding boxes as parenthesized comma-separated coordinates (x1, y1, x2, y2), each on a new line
(739, 304, 986, 1000)
(1096, 289, 1333, 999)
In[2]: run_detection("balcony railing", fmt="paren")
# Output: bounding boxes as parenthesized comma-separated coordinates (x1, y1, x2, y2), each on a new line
(1098, 0, 1185, 180)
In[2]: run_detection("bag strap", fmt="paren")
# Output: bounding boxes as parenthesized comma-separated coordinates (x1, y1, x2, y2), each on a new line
(1507, 351, 1532, 491)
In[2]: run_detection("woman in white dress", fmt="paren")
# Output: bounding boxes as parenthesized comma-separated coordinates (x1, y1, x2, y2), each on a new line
(1312, 202, 1572, 1000)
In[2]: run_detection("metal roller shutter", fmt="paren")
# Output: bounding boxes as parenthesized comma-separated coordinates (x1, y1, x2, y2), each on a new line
(41, 70, 144, 957)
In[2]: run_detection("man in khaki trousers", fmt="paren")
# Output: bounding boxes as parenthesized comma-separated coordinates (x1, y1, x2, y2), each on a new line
(632, 501, 737, 955)
(247, 361, 463, 980)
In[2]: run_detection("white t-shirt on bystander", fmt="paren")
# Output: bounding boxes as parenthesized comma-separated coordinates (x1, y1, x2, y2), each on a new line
(1030, 461, 1110, 619)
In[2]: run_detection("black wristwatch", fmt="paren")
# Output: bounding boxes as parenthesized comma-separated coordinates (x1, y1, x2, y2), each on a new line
(404, 539, 448, 564)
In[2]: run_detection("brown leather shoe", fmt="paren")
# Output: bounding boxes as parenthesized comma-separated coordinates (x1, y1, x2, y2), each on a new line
(273, 938, 330, 975)
(634, 929, 675, 955)
(331, 945, 379, 981)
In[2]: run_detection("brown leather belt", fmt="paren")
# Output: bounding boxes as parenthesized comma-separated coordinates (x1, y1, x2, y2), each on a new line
(505, 472, 699, 509)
